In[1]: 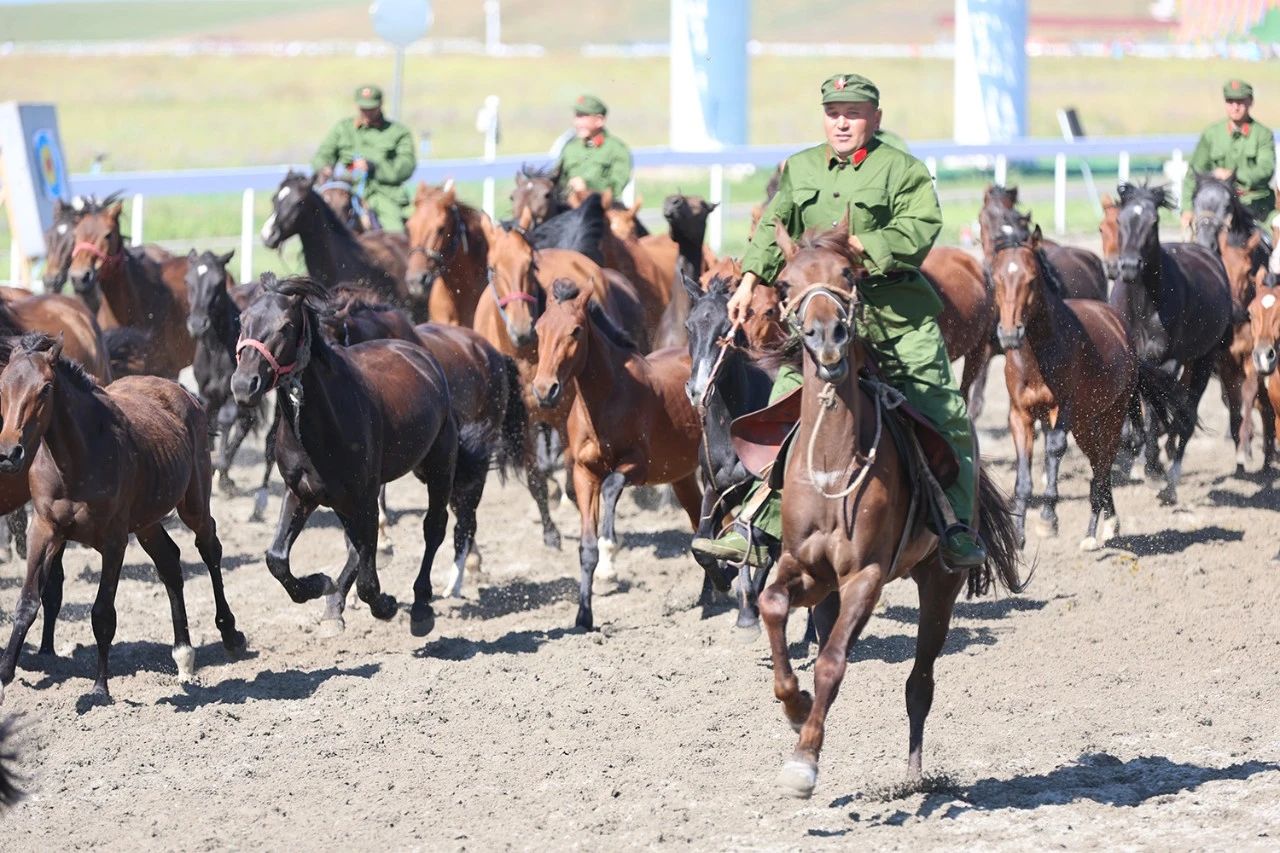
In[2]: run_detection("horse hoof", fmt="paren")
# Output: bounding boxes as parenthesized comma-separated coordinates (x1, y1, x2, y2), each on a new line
(574, 610, 594, 632)
(733, 617, 761, 642)
(222, 630, 248, 653)
(410, 604, 435, 638)
(543, 528, 562, 550)
(369, 594, 398, 621)
(249, 488, 269, 523)
(778, 757, 818, 799)
(318, 617, 345, 638)
(1079, 536, 1100, 552)
(1033, 516, 1059, 538)
(171, 644, 196, 682)
(378, 538, 395, 556)
(464, 548, 482, 574)
(296, 573, 336, 602)
(1157, 486, 1178, 506)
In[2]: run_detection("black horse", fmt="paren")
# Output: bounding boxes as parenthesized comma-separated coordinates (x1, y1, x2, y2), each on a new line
(524, 193, 607, 265)
(185, 250, 277, 519)
(1188, 171, 1272, 266)
(1113, 182, 1237, 503)
(684, 274, 778, 630)
(230, 275, 467, 636)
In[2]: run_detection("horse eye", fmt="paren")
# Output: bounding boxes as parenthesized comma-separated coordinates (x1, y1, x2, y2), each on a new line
(570, 326, 582, 340)
(39, 384, 53, 397)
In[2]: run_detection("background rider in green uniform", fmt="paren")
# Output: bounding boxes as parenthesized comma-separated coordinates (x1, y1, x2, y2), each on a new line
(1181, 79, 1276, 228)
(556, 94, 632, 199)
(312, 84, 417, 231)
(691, 73, 987, 571)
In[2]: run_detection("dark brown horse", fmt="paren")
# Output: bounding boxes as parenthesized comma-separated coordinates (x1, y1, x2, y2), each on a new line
(992, 226, 1193, 547)
(531, 279, 702, 630)
(0, 334, 244, 701)
(230, 275, 464, 637)
(67, 201, 194, 379)
(921, 247, 998, 420)
(510, 163, 567, 228)
(756, 222, 1022, 800)
(261, 172, 413, 313)
(980, 185, 1109, 300)
(1248, 280, 1280, 506)
(318, 178, 373, 234)
(404, 181, 489, 326)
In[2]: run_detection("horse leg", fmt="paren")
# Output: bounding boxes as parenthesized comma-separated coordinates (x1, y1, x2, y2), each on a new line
(1037, 419, 1068, 537)
(0, 520, 65, 698)
(1009, 406, 1035, 548)
(905, 563, 966, 782)
(440, 444, 487, 600)
(410, 434, 457, 636)
(1143, 381, 1168, 482)
(1226, 353, 1251, 475)
(37, 546, 66, 655)
(218, 403, 257, 494)
(1160, 357, 1214, 505)
(0, 506, 26, 563)
(962, 342, 992, 424)
(345, 504, 397, 622)
(572, 465, 603, 631)
(250, 403, 281, 523)
(135, 524, 198, 682)
(595, 471, 628, 584)
(320, 535, 361, 635)
(1260, 388, 1277, 471)
(177, 483, 246, 653)
(526, 429, 561, 550)
(265, 489, 330, 603)
(89, 536, 128, 699)
(759, 554, 813, 731)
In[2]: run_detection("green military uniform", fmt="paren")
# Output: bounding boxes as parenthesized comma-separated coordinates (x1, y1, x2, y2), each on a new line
(1182, 80, 1277, 225)
(312, 85, 417, 231)
(557, 94, 632, 199)
(708, 73, 980, 567)
(874, 128, 909, 153)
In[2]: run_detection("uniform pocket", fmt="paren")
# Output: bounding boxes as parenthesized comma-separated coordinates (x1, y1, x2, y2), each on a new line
(849, 187, 890, 233)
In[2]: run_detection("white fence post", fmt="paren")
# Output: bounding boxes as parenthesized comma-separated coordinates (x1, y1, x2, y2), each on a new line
(994, 154, 1007, 187)
(479, 95, 500, 219)
(1118, 150, 1130, 183)
(130, 193, 144, 246)
(484, 0, 502, 55)
(240, 188, 255, 283)
(1054, 153, 1067, 235)
(708, 163, 724, 255)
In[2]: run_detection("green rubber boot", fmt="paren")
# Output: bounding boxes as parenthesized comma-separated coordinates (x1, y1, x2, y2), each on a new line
(690, 526, 774, 569)
(940, 525, 987, 571)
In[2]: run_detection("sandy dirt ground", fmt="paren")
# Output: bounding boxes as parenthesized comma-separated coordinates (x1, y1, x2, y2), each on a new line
(1, 359, 1278, 850)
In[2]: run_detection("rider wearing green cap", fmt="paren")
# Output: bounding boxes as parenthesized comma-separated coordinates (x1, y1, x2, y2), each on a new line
(556, 94, 633, 199)
(691, 72, 988, 572)
(312, 84, 417, 231)
(1181, 79, 1276, 227)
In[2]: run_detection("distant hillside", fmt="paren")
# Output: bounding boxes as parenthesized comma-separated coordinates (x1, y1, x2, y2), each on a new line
(1, 0, 1174, 47)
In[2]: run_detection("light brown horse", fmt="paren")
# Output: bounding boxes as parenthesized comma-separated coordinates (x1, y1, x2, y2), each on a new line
(757, 222, 1022, 800)
(404, 181, 489, 327)
(1099, 194, 1121, 283)
(1248, 280, 1280, 497)
(0, 334, 244, 702)
(67, 202, 194, 378)
(1218, 229, 1275, 470)
(567, 188, 668, 334)
(531, 278, 702, 630)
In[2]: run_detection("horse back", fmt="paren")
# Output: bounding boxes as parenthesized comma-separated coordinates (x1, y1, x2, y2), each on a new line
(413, 323, 507, 434)
(1162, 243, 1233, 346)
(106, 376, 207, 522)
(1044, 245, 1108, 301)
(922, 246, 991, 360)
(1063, 298, 1134, 379)
(7, 293, 112, 383)
(345, 339, 453, 450)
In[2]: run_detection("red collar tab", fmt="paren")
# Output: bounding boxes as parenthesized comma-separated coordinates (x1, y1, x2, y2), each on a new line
(851, 147, 868, 167)
(587, 132, 605, 148)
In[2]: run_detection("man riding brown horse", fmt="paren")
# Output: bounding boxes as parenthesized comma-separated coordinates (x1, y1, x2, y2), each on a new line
(690, 73, 987, 573)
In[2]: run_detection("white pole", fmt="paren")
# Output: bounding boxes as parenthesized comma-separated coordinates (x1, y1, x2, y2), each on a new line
(240, 188, 255, 283)
(1118, 150, 1130, 183)
(708, 163, 724, 255)
(130, 193, 144, 247)
(924, 157, 938, 181)
(484, 0, 501, 55)
(390, 47, 405, 120)
(482, 95, 499, 219)
(994, 154, 1007, 187)
(1054, 152, 1067, 235)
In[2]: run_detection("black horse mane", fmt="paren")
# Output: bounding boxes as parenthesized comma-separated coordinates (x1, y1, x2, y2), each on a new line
(528, 194, 606, 265)
(262, 273, 333, 317)
(702, 274, 734, 299)
(1193, 172, 1257, 247)
(329, 284, 397, 314)
(1117, 181, 1177, 212)
(550, 279, 637, 351)
(8, 333, 99, 392)
(519, 162, 561, 183)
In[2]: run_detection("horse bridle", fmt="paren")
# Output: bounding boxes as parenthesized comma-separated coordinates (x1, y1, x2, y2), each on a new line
(783, 273, 862, 341)
(72, 238, 124, 281)
(486, 259, 540, 341)
(236, 309, 312, 392)
(408, 205, 470, 282)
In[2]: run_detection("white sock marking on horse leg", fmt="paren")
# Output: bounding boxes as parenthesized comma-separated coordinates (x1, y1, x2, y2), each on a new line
(1169, 459, 1183, 488)
(1101, 514, 1119, 543)
(442, 550, 465, 598)
(596, 538, 617, 580)
(172, 644, 196, 681)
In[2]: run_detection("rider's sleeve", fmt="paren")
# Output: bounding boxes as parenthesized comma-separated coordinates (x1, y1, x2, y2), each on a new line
(1237, 125, 1276, 190)
(857, 159, 941, 277)
(741, 160, 798, 284)
(1182, 128, 1213, 209)
(609, 143, 633, 199)
(369, 126, 417, 187)
(311, 121, 344, 173)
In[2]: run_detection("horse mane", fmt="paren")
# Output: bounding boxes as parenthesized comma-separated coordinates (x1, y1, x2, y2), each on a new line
(1118, 180, 1176, 212)
(528, 194, 606, 265)
(519, 162, 560, 182)
(795, 224, 863, 267)
(703, 274, 734, 298)
(551, 278, 637, 351)
(1194, 172, 1257, 247)
(262, 273, 333, 316)
(12, 332, 99, 393)
(985, 184, 1018, 208)
(329, 283, 395, 315)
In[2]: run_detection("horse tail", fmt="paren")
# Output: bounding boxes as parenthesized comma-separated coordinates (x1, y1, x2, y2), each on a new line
(971, 466, 1030, 597)
(102, 326, 152, 379)
(496, 355, 528, 482)
(1134, 360, 1198, 439)
(0, 717, 22, 808)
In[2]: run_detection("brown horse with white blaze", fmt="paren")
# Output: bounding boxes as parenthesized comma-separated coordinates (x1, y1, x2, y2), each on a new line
(757, 223, 1023, 800)
(531, 279, 702, 631)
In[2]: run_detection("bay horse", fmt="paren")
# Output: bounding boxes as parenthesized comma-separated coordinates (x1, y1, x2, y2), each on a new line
(1248, 281, 1280, 522)
(261, 172, 413, 313)
(318, 178, 373, 234)
(921, 247, 998, 421)
(1113, 182, 1238, 502)
(230, 275, 463, 637)
(510, 163, 567, 228)
(405, 181, 489, 326)
(980, 186, 1109, 300)
(185, 249, 279, 513)
(1099, 194, 1121, 285)
(0, 333, 244, 702)
(684, 273, 778, 629)
(757, 222, 1022, 799)
(531, 278, 703, 631)
(991, 226, 1193, 547)
(320, 286, 529, 597)
(67, 201, 194, 379)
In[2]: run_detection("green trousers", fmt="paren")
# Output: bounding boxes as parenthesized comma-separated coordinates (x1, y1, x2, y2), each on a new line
(364, 192, 409, 232)
(744, 315, 976, 539)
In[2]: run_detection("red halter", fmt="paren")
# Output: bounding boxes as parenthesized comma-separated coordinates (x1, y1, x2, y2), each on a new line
(73, 240, 124, 275)
(235, 337, 299, 390)
(497, 291, 537, 308)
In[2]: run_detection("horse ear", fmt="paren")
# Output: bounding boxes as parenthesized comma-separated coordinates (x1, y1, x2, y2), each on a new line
(549, 162, 563, 184)
(1031, 224, 1043, 248)
(1008, 186, 1019, 205)
(442, 179, 456, 204)
(517, 205, 535, 231)
(773, 219, 797, 261)
(479, 212, 497, 245)
(836, 207, 851, 237)
(106, 201, 124, 222)
(630, 195, 643, 215)
(48, 333, 64, 363)
(415, 182, 430, 206)
(220, 249, 236, 266)
(704, 201, 719, 213)
(187, 248, 198, 262)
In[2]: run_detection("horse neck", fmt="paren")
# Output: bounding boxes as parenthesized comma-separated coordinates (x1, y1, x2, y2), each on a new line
(40, 369, 110, 483)
(282, 331, 348, 450)
(1023, 276, 1075, 382)
(211, 287, 241, 353)
(98, 251, 145, 325)
(298, 195, 372, 284)
(571, 317, 633, 411)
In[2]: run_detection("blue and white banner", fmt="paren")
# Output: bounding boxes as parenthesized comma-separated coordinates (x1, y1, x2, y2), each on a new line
(953, 0, 1028, 144)
(669, 0, 748, 151)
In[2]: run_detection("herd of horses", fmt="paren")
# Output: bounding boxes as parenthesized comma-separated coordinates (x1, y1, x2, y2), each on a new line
(0, 163, 1276, 801)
